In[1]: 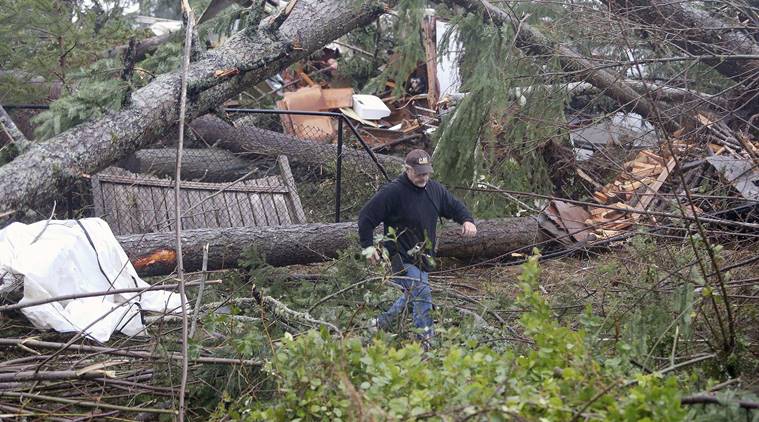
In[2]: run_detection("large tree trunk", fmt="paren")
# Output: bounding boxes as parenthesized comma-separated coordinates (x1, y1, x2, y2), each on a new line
(451, 0, 683, 133)
(189, 115, 405, 174)
(119, 148, 257, 182)
(0, 0, 392, 221)
(118, 217, 544, 276)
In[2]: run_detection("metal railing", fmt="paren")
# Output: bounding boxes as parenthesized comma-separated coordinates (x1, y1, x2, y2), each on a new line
(222, 107, 391, 222)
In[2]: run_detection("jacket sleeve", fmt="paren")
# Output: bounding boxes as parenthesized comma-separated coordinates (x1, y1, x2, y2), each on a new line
(439, 185, 474, 225)
(358, 186, 391, 248)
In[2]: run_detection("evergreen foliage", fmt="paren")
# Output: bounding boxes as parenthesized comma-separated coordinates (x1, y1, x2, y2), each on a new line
(432, 11, 568, 216)
(362, 0, 426, 96)
(30, 55, 133, 139)
(0, 0, 137, 104)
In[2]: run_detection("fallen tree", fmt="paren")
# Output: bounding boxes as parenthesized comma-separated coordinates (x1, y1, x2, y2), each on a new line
(118, 217, 544, 276)
(451, 0, 683, 133)
(101, 32, 178, 63)
(0, 0, 393, 220)
(119, 148, 256, 182)
(602, 0, 759, 90)
(189, 114, 404, 174)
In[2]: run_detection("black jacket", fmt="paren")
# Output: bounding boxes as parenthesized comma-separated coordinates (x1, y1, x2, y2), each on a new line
(358, 173, 474, 268)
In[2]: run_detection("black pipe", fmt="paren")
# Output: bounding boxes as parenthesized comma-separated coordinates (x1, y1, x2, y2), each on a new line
(1, 104, 50, 110)
(335, 118, 344, 223)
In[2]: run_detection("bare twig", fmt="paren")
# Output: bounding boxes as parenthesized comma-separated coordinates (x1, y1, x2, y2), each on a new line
(176, 1, 195, 419)
(0, 280, 220, 313)
(189, 243, 210, 339)
(252, 284, 342, 335)
(0, 338, 261, 365)
(681, 394, 759, 410)
(0, 390, 177, 415)
(29, 201, 56, 245)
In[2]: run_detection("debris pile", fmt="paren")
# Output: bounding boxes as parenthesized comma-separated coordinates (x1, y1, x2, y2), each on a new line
(261, 14, 452, 152)
(542, 128, 759, 245)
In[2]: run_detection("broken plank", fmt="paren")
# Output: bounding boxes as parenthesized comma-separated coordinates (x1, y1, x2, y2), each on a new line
(637, 158, 676, 209)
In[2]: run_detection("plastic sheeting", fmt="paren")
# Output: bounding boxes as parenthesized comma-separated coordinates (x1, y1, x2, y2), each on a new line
(0, 218, 182, 342)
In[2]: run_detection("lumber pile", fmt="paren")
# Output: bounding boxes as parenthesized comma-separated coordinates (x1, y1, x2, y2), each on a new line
(587, 150, 676, 238)
(545, 150, 676, 241)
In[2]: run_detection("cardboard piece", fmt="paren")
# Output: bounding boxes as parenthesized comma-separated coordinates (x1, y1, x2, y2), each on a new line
(322, 88, 354, 109)
(277, 86, 355, 142)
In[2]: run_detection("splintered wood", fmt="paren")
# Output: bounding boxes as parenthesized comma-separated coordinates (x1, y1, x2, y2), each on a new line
(546, 150, 676, 242)
(585, 150, 675, 238)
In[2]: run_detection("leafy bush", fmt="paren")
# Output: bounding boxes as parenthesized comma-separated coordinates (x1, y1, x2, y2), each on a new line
(222, 253, 688, 421)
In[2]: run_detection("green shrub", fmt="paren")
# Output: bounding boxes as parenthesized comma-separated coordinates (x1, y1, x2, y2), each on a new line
(224, 253, 688, 421)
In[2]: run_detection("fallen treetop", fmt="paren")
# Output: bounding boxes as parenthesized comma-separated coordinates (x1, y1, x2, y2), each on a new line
(118, 217, 544, 276)
(603, 0, 759, 90)
(0, 0, 394, 220)
(450, 0, 681, 133)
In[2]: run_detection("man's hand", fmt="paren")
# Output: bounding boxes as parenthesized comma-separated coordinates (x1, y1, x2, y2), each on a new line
(461, 221, 477, 237)
(365, 248, 381, 265)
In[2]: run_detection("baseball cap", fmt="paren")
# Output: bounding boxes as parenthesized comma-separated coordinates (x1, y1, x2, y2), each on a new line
(405, 149, 433, 174)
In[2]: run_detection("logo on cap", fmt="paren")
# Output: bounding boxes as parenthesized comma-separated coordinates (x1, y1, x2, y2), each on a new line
(418, 157, 429, 165)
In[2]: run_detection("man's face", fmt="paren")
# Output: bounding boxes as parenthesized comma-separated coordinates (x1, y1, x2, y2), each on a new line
(406, 165, 431, 188)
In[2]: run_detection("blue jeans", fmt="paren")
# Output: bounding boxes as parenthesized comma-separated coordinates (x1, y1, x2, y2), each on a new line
(377, 264, 433, 338)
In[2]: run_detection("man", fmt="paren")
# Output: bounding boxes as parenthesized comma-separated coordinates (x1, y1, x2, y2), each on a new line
(358, 149, 477, 343)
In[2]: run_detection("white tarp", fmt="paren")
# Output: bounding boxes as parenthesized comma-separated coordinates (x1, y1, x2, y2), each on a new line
(0, 218, 182, 342)
(436, 20, 461, 98)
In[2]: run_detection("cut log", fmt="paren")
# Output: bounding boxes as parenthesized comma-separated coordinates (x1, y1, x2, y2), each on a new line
(118, 217, 543, 276)
(189, 115, 405, 174)
(0, 0, 394, 220)
(119, 148, 256, 182)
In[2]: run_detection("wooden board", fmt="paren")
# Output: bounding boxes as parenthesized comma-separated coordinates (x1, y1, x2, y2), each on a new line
(225, 191, 247, 227)
(99, 182, 120, 233)
(248, 193, 269, 226)
(94, 174, 288, 193)
(112, 184, 135, 235)
(150, 186, 172, 232)
(136, 186, 157, 233)
(278, 155, 307, 224)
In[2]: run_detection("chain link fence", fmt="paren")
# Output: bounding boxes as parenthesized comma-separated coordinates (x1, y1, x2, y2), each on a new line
(86, 109, 396, 235)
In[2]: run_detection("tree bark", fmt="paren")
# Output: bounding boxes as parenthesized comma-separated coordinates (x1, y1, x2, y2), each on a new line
(119, 148, 256, 182)
(189, 115, 405, 174)
(101, 32, 178, 63)
(451, 0, 682, 133)
(0, 0, 393, 220)
(118, 217, 543, 276)
(602, 0, 759, 90)
(0, 104, 30, 152)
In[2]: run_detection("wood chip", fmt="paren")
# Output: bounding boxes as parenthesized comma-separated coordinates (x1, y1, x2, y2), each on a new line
(592, 191, 609, 203)
(639, 150, 665, 165)
(696, 113, 715, 127)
